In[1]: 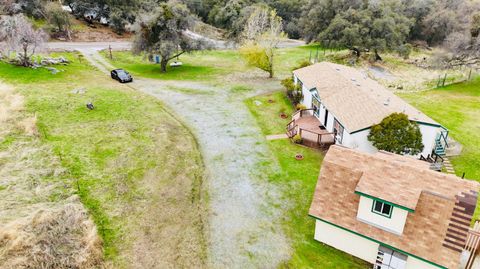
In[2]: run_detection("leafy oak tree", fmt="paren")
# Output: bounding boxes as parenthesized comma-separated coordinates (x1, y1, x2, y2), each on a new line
(368, 113, 423, 155)
(317, 1, 413, 60)
(132, 1, 210, 72)
(45, 2, 73, 40)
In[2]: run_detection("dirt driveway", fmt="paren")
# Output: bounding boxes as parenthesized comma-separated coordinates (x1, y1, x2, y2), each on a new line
(80, 50, 291, 268)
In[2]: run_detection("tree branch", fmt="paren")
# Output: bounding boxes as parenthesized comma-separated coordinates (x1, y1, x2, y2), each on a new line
(166, 51, 186, 62)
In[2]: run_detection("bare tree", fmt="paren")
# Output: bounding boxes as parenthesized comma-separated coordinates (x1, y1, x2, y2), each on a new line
(240, 6, 284, 78)
(0, 15, 47, 67)
(0, 0, 17, 15)
(443, 32, 480, 67)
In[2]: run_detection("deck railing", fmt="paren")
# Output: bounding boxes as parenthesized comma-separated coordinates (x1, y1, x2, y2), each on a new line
(292, 108, 316, 121)
(464, 221, 480, 269)
(298, 128, 335, 147)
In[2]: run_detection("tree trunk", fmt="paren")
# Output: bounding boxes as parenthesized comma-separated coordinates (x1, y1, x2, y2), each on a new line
(374, 49, 383, 61)
(351, 47, 361, 58)
(160, 59, 168, 73)
(22, 44, 29, 67)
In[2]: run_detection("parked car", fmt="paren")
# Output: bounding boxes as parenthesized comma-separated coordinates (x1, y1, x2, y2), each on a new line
(111, 69, 133, 83)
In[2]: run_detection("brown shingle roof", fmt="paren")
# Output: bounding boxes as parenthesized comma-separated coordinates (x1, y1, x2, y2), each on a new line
(309, 145, 479, 268)
(293, 62, 440, 132)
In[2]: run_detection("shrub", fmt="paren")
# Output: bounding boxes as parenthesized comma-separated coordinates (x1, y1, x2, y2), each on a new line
(397, 43, 412, 59)
(281, 77, 295, 92)
(296, 104, 307, 110)
(282, 77, 303, 105)
(293, 60, 312, 70)
(368, 113, 423, 155)
(292, 134, 302, 144)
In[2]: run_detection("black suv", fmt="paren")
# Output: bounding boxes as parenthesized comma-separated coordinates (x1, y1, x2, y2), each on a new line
(111, 69, 133, 83)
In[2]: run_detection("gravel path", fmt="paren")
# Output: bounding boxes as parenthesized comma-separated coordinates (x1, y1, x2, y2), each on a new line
(132, 79, 291, 268)
(81, 50, 291, 268)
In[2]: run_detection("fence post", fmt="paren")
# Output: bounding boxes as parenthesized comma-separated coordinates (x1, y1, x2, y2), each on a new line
(442, 73, 447, 87)
(468, 69, 472, 81)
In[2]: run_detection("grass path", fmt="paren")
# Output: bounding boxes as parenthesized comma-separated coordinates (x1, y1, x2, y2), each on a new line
(131, 78, 291, 268)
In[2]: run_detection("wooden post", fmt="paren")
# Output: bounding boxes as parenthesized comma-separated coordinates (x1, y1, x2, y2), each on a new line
(109, 45, 113, 60)
(468, 69, 472, 81)
(442, 73, 447, 87)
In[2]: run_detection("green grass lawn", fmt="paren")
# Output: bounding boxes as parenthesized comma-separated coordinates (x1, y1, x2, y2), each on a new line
(246, 92, 369, 268)
(101, 50, 247, 81)
(0, 56, 206, 267)
(245, 91, 293, 135)
(102, 44, 338, 82)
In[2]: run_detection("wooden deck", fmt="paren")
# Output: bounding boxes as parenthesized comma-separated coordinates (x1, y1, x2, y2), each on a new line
(287, 110, 335, 149)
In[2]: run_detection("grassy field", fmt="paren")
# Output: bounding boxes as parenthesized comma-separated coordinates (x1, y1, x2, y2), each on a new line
(245, 92, 368, 268)
(101, 44, 330, 82)
(0, 55, 207, 268)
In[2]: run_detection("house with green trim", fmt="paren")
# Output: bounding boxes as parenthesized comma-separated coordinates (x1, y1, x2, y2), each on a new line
(290, 62, 449, 159)
(309, 145, 479, 269)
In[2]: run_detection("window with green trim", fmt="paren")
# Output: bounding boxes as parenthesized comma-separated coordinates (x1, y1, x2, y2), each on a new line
(372, 200, 392, 218)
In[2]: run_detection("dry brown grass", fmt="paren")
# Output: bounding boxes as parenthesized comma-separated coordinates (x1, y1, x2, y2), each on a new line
(17, 115, 39, 136)
(0, 81, 104, 269)
(0, 201, 103, 269)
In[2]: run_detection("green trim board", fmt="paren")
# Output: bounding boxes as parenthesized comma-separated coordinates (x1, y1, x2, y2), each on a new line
(349, 126, 371, 135)
(415, 121, 442, 128)
(355, 191, 415, 213)
(308, 214, 448, 269)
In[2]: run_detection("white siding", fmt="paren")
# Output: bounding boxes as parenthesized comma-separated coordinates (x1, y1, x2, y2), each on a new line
(294, 74, 313, 108)
(346, 129, 378, 154)
(314, 219, 379, 264)
(418, 124, 440, 157)
(325, 110, 335, 132)
(356, 196, 409, 235)
(405, 255, 441, 269)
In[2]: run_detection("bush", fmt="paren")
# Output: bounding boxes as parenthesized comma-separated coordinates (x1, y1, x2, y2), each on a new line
(296, 104, 307, 110)
(368, 113, 423, 155)
(281, 77, 295, 92)
(397, 43, 412, 59)
(292, 134, 303, 144)
(293, 60, 312, 71)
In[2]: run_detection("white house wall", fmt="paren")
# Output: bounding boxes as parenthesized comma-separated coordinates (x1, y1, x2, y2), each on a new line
(347, 129, 378, 154)
(405, 255, 441, 269)
(356, 196, 409, 235)
(418, 124, 440, 157)
(314, 219, 379, 264)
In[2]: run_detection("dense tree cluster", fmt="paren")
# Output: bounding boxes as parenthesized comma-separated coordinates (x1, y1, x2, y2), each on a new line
(2, 0, 479, 66)
(196, 0, 480, 61)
